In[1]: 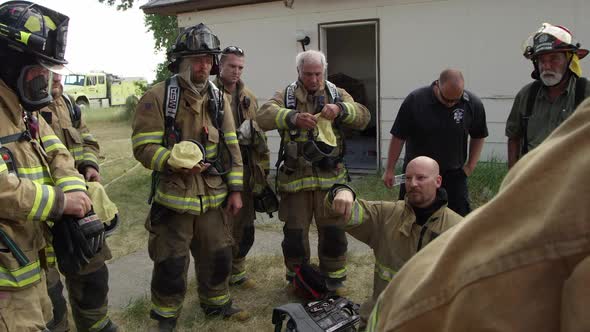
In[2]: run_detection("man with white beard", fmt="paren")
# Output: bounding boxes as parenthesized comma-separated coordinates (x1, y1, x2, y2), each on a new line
(506, 23, 589, 168)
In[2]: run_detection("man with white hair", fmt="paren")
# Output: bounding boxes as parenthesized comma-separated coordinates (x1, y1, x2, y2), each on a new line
(506, 23, 589, 168)
(257, 50, 370, 293)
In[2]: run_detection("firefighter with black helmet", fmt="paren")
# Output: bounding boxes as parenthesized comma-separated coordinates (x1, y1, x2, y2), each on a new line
(506, 23, 590, 168)
(132, 23, 248, 331)
(0, 1, 105, 330)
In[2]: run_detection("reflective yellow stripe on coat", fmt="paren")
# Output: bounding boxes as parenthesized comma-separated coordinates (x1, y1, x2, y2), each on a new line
(150, 147, 170, 172)
(345, 200, 365, 227)
(41, 134, 67, 153)
(17, 166, 53, 185)
(278, 170, 348, 192)
(69, 146, 83, 161)
(0, 260, 42, 288)
(55, 176, 86, 193)
(27, 182, 56, 221)
(0, 159, 7, 174)
(375, 260, 396, 283)
(132, 131, 164, 148)
(224, 132, 238, 145)
(154, 190, 228, 215)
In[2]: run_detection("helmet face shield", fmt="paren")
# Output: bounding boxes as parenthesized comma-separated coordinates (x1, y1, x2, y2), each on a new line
(184, 30, 220, 53)
(17, 64, 53, 110)
(39, 58, 70, 75)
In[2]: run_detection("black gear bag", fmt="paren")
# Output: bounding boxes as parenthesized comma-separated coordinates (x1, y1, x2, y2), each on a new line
(291, 263, 328, 300)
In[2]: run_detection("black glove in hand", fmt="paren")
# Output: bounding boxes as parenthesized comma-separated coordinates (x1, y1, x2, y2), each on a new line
(53, 210, 105, 275)
(73, 211, 105, 259)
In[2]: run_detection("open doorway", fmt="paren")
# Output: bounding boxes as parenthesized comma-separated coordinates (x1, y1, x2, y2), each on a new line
(319, 20, 379, 171)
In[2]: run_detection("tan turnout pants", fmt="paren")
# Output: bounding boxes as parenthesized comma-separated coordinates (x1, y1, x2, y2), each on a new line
(146, 203, 234, 320)
(230, 192, 256, 284)
(0, 273, 52, 332)
(279, 190, 348, 281)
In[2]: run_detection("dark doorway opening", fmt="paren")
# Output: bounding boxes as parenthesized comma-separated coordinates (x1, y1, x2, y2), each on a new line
(320, 21, 379, 171)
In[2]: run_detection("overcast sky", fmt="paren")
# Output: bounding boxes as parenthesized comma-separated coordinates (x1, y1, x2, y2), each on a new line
(30, 0, 164, 82)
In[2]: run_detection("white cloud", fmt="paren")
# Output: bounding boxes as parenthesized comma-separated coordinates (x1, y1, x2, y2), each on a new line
(33, 0, 165, 82)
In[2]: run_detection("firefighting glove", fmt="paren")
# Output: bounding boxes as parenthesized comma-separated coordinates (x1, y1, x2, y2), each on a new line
(52, 216, 80, 274)
(71, 211, 105, 260)
(51, 210, 105, 275)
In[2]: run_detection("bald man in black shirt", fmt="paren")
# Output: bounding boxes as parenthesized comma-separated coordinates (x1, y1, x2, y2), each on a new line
(383, 69, 488, 216)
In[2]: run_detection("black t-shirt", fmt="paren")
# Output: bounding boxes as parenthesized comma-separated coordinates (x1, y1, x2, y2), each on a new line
(390, 82, 488, 173)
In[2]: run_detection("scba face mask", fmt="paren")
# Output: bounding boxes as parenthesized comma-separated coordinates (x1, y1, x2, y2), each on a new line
(17, 64, 53, 111)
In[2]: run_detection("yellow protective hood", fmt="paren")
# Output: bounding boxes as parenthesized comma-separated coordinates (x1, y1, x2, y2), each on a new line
(86, 182, 118, 222)
(569, 53, 583, 77)
(168, 141, 204, 169)
(313, 113, 337, 147)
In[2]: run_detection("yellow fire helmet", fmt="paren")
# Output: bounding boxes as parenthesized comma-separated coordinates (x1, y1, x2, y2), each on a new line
(314, 113, 337, 147)
(167, 140, 204, 170)
(86, 182, 118, 223)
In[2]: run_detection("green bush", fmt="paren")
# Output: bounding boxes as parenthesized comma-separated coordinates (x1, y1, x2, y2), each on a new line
(83, 107, 129, 123)
(351, 161, 508, 209)
(124, 95, 139, 122)
(468, 160, 508, 208)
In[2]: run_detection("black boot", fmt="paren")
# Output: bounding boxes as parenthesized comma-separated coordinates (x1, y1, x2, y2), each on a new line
(150, 311, 177, 332)
(201, 301, 250, 321)
(157, 318, 177, 332)
(98, 320, 119, 332)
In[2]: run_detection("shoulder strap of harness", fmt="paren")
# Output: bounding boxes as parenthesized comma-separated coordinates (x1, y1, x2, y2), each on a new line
(521, 80, 542, 156)
(285, 80, 341, 106)
(62, 95, 81, 129)
(149, 75, 181, 204)
(574, 77, 588, 109)
(163, 75, 181, 148)
(284, 81, 298, 110)
(325, 80, 341, 103)
(0, 132, 26, 145)
(207, 80, 224, 130)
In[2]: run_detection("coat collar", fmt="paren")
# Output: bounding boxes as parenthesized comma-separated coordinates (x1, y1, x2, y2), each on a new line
(0, 79, 25, 126)
(399, 188, 449, 236)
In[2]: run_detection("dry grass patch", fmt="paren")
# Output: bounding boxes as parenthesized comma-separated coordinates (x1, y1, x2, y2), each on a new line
(113, 254, 374, 331)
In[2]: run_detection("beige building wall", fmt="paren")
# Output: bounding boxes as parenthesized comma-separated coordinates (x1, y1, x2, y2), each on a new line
(178, 0, 590, 169)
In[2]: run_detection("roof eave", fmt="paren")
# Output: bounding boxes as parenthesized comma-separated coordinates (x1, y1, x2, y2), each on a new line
(141, 0, 278, 15)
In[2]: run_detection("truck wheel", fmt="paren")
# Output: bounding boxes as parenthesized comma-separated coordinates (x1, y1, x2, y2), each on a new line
(76, 99, 89, 109)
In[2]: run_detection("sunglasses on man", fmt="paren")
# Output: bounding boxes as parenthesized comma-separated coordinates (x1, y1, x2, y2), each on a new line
(222, 46, 244, 56)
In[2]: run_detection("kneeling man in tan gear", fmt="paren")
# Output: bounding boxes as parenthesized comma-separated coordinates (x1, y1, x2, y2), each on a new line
(366, 98, 590, 332)
(325, 156, 463, 327)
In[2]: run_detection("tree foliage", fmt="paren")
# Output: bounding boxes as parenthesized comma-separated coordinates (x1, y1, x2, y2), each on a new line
(98, 0, 177, 84)
(144, 14, 177, 53)
(97, 0, 134, 11)
(145, 14, 177, 83)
